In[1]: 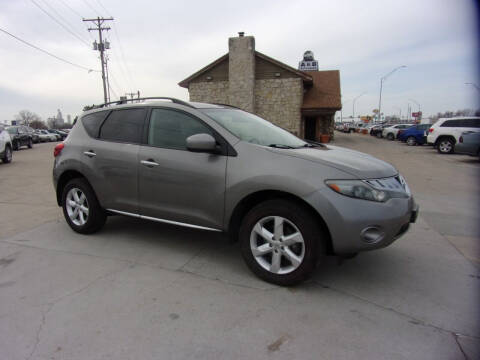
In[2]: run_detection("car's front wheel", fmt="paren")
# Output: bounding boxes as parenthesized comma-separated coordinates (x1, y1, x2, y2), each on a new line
(387, 133, 394, 140)
(376, 132, 382, 138)
(27, 138, 33, 148)
(2, 145, 12, 163)
(406, 136, 417, 146)
(240, 199, 322, 286)
(62, 178, 106, 234)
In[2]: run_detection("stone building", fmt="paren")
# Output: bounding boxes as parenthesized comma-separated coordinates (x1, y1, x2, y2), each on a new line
(178, 33, 341, 141)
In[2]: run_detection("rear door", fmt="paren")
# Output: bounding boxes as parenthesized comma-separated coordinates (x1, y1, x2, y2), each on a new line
(138, 107, 227, 229)
(81, 108, 147, 213)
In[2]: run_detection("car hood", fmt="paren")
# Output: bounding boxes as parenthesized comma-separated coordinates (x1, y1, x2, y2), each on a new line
(274, 144, 398, 179)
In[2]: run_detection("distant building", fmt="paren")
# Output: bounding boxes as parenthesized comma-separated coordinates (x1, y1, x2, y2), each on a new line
(67, 114, 72, 124)
(56, 109, 64, 125)
(178, 33, 341, 141)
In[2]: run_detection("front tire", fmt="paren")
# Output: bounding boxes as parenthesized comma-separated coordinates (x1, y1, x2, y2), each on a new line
(240, 199, 323, 286)
(406, 136, 417, 146)
(387, 133, 394, 140)
(2, 145, 12, 163)
(27, 138, 33, 148)
(376, 132, 382, 138)
(62, 178, 106, 234)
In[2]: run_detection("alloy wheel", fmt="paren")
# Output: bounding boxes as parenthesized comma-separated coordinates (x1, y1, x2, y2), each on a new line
(439, 140, 452, 153)
(65, 187, 89, 226)
(406, 137, 416, 146)
(250, 216, 305, 275)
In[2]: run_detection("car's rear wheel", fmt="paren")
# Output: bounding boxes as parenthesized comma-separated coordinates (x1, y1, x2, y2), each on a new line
(240, 199, 322, 286)
(2, 145, 12, 163)
(437, 138, 454, 154)
(406, 136, 417, 146)
(376, 132, 382, 138)
(387, 133, 394, 140)
(62, 178, 106, 234)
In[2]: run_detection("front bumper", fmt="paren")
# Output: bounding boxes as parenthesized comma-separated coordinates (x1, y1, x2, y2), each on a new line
(306, 188, 418, 255)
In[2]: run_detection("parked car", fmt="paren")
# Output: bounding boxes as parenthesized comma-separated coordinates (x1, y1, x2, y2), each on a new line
(427, 117, 480, 154)
(26, 127, 40, 143)
(455, 131, 480, 159)
(49, 129, 68, 140)
(53, 98, 418, 286)
(370, 124, 390, 138)
(0, 124, 13, 163)
(398, 123, 431, 145)
(6, 125, 33, 150)
(46, 130, 61, 141)
(38, 130, 57, 142)
(382, 124, 413, 140)
(35, 130, 50, 142)
(341, 122, 356, 133)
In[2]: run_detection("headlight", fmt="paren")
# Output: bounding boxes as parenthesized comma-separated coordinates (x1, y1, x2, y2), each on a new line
(325, 179, 409, 202)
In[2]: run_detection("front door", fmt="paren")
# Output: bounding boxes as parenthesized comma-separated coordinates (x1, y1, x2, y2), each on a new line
(304, 117, 317, 141)
(138, 108, 227, 229)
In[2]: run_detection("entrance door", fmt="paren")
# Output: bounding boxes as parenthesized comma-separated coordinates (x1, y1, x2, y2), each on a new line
(304, 117, 316, 141)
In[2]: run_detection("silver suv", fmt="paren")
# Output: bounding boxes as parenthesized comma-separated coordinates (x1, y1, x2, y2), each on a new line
(53, 98, 418, 285)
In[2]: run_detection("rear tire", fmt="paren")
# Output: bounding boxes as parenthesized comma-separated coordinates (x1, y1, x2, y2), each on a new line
(437, 138, 454, 154)
(387, 133, 394, 140)
(62, 178, 106, 234)
(376, 132, 382, 138)
(239, 199, 323, 286)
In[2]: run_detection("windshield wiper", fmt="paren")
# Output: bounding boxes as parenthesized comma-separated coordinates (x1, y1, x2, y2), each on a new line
(268, 144, 295, 149)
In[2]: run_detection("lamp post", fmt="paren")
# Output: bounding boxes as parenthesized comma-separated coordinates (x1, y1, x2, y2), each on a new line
(393, 106, 402, 121)
(341, 97, 351, 123)
(378, 65, 406, 123)
(352, 92, 366, 122)
(465, 82, 480, 92)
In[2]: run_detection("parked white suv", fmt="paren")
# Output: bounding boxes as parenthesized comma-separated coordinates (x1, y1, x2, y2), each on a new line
(382, 124, 412, 140)
(0, 124, 13, 164)
(427, 117, 480, 154)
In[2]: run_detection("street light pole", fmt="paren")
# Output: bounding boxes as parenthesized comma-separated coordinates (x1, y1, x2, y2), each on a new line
(377, 65, 406, 124)
(409, 98, 420, 112)
(352, 92, 366, 122)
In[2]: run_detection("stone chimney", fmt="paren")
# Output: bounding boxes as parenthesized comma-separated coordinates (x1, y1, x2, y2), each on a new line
(228, 33, 255, 112)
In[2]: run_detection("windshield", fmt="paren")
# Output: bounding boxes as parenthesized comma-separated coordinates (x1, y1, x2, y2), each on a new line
(201, 108, 307, 148)
(7, 127, 17, 134)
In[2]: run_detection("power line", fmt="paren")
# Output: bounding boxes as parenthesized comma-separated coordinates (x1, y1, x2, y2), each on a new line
(0, 27, 98, 72)
(30, 0, 90, 47)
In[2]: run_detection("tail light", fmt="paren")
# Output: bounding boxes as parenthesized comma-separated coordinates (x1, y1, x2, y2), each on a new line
(459, 136, 463, 143)
(54, 142, 64, 157)
(429, 128, 434, 133)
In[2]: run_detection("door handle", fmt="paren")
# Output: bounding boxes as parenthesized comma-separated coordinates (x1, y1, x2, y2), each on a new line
(83, 151, 96, 158)
(140, 159, 159, 167)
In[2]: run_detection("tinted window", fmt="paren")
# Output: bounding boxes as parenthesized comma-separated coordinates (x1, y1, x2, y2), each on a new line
(462, 118, 480, 128)
(82, 111, 109, 138)
(99, 109, 146, 143)
(417, 124, 430, 130)
(440, 120, 456, 127)
(148, 108, 213, 150)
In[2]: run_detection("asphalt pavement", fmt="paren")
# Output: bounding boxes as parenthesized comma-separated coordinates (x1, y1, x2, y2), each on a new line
(0, 134, 478, 360)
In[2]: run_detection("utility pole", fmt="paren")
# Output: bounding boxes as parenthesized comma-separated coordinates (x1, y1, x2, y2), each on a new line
(83, 17, 114, 104)
(352, 92, 366, 121)
(105, 56, 111, 102)
(378, 65, 406, 124)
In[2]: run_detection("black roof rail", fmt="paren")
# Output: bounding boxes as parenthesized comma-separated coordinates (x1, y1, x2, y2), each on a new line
(91, 97, 195, 110)
(212, 103, 242, 109)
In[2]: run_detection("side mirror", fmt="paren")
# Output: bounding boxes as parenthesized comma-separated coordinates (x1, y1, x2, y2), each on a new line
(186, 133, 218, 153)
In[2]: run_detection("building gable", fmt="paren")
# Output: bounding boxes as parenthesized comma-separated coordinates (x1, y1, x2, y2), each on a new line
(179, 54, 228, 88)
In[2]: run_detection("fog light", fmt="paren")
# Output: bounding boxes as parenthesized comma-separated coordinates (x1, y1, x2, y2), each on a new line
(360, 227, 385, 244)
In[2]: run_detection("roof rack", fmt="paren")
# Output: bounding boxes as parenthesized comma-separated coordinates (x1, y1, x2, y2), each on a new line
(91, 97, 195, 109)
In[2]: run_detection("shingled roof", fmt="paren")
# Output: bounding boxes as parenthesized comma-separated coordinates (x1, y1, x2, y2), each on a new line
(302, 70, 341, 110)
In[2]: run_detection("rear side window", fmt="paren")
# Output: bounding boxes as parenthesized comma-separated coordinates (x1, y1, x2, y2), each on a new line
(99, 109, 146, 143)
(147, 108, 213, 150)
(82, 111, 109, 138)
(440, 120, 457, 127)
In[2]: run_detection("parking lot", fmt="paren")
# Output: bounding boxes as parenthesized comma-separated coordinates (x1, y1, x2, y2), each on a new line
(0, 133, 479, 359)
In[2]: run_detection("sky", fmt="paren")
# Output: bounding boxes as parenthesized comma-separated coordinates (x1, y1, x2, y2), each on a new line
(0, 0, 478, 122)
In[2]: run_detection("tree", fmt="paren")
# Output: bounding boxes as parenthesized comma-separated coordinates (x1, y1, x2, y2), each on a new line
(29, 120, 47, 129)
(14, 110, 41, 126)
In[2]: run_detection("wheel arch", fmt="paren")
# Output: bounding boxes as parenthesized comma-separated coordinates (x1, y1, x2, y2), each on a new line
(435, 135, 456, 146)
(56, 170, 90, 206)
(227, 190, 334, 254)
